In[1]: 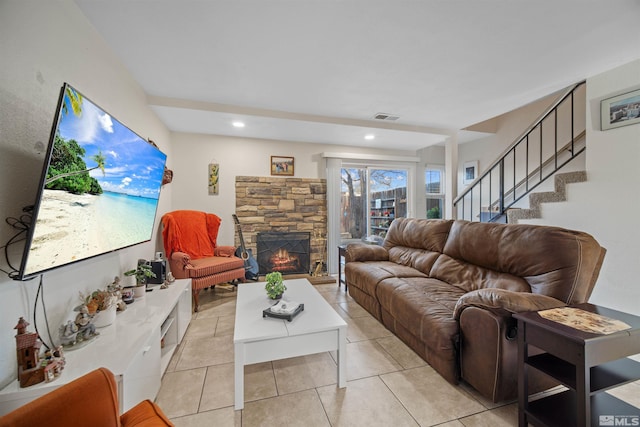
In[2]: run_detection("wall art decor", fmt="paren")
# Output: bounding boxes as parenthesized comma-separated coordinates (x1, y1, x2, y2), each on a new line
(208, 163, 219, 195)
(601, 88, 640, 131)
(270, 156, 294, 176)
(463, 160, 478, 185)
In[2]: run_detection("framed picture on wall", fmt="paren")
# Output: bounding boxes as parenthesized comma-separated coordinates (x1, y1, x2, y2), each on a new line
(463, 160, 478, 185)
(601, 88, 640, 131)
(271, 156, 294, 176)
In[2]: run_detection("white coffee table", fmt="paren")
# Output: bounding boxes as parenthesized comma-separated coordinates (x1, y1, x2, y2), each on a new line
(233, 278, 347, 410)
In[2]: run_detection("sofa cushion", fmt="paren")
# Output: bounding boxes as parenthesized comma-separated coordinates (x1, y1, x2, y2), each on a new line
(377, 277, 463, 351)
(186, 256, 244, 278)
(384, 218, 453, 253)
(441, 220, 605, 303)
(430, 254, 531, 294)
(387, 247, 441, 275)
(346, 261, 427, 297)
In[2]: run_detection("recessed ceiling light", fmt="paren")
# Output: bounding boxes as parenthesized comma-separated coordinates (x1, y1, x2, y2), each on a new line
(364, 134, 375, 140)
(232, 121, 245, 128)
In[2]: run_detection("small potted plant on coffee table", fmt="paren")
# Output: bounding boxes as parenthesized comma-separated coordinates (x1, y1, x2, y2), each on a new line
(265, 271, 286, 300)
(124, 260, 156, 298)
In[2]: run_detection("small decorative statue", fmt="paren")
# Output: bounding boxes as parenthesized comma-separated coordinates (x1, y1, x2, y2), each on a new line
(74, 305, 98, 341)
(58, 320, 78, 347)
(108, 276, 127, 311)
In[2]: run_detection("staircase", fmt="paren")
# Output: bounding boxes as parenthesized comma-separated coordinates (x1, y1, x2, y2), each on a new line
(454, 81, 587, 223)
(506, 171, 586, 223)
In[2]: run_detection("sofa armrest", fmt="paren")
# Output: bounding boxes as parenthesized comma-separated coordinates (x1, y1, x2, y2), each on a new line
(453, 288, 565, 320)
(171, 251, 192, 267)
(215, 246, 236, 257)
(345, 243, 389, 262)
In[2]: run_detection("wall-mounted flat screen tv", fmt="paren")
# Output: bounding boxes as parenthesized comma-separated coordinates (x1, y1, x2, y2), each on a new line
(17, 83, 167, 280)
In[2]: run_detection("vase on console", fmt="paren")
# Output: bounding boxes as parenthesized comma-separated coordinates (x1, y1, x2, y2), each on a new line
(92, 304, 117, 328)
(124, 259, 156, 299)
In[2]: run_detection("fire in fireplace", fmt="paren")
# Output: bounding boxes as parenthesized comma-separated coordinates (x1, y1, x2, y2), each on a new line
(256, 232, 310, 275)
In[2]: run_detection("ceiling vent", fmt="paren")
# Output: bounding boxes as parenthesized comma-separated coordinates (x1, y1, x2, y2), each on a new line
(373, 113, 399, 121)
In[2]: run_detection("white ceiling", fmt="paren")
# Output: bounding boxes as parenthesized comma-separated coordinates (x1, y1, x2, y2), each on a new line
(74, 0, 640, 151)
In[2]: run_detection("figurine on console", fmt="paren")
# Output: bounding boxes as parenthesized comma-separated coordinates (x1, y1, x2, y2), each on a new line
(74, 305, 98, 341)
(108, 276, 127, 311)
(58, 320, 78, 346)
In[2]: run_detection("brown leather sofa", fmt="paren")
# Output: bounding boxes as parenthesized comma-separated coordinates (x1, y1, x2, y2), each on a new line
(344, 218, 605, 402)
(0, 367, 173, 426)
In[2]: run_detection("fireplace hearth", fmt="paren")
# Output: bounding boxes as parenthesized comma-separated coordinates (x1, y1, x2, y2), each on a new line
(257, 232, 310, 275)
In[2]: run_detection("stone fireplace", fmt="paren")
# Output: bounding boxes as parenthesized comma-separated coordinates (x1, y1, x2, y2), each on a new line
(256, 232, 310, 275)
(235, 176, 327, 276)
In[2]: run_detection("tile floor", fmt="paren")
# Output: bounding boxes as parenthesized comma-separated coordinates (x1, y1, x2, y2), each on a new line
(156, 279, 640, 427)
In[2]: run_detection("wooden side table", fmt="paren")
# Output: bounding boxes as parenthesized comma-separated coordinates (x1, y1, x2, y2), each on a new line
(338, 244, 347, 291)
(514, 303, 640, 427)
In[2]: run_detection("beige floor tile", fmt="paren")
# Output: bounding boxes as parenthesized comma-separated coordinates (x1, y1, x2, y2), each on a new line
(346, 315, 393, 342)
(196, 294, 237, 319)
(273, 352, 338, 395)
(199, 363, 235, 411)
(318, 288, 349, 304)
(457, 381, 514, 410)
(381, 366, 486, 426)
(245, 361, 278, 402)
(317, 376, 419, 426)
(183, 316, 218, 340)
(458, 402, 519, 427)
(165, 338, 187, 373)
(337, 300, 371, 318)
(171, 407, 241, 427)
(606, 381, 640, 407)
(215, 314, 235, 336)
(243, 388, 330, 427)
(330, 303, 351, 321)
(176, 335, 234, 370)
(344, 340, 403, 380)
(155, 368, 206, 418)
(376, 335, 428, 370)
(312, 281, 340, 292)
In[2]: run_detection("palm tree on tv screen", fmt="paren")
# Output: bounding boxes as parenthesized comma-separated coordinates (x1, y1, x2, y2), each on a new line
(44, 89, 106, 195)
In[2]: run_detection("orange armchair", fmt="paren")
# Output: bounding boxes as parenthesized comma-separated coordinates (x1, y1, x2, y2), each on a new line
(0, 367, 172, 427)
(161, 210, 245, 311)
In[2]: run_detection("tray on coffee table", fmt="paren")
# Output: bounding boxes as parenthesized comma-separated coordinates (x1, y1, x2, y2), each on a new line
(263, 303, 304, 322)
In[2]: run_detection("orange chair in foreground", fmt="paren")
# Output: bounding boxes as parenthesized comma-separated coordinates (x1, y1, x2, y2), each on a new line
(0, 367, 173, 427)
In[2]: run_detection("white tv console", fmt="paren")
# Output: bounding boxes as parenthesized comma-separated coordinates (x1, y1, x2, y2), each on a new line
(0, 278, 192, 416)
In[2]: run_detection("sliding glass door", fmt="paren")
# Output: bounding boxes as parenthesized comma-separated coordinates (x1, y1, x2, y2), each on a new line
(340, 166, 408, 244)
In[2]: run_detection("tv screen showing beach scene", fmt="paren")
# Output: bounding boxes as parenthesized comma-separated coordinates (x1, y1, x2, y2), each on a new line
(18, 83, 167, 279)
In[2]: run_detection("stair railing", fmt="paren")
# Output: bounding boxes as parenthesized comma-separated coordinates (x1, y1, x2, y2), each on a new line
(453, 81, 586, 222)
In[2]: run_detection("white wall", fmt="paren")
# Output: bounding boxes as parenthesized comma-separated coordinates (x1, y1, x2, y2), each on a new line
(523, 59, 640, 316)
(169, 132, 417, 246)
(0, 1, 172, 388)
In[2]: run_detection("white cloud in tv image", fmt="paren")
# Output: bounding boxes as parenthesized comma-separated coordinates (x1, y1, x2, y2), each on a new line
(19, 84, 167, 279)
